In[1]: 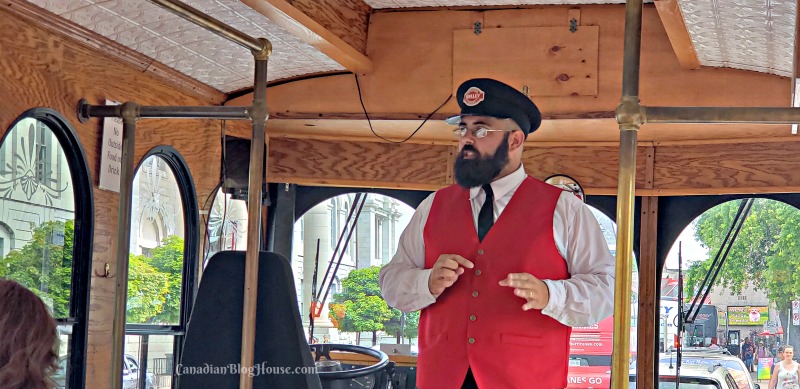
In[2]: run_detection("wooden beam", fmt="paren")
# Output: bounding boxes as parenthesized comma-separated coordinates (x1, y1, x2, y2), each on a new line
(284, 0, 370, 54)
(636, 196, 659, 389)
(239, 0, 373, 73)
(654, 0, 700, 70)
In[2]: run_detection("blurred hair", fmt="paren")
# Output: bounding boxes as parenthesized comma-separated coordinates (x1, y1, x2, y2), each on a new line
(779, 345, 787, 352)
(0, 278, 58, 389)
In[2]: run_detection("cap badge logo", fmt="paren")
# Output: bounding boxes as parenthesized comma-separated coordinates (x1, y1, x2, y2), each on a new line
(463, 87, 485, 106)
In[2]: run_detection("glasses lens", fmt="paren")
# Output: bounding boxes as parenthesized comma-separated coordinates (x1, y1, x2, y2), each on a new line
(453, 128, 466, 138)
(474, 127, 488, 138)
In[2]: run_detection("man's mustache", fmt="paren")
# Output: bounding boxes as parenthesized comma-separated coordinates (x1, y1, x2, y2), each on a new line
(460, 145, 478, 155)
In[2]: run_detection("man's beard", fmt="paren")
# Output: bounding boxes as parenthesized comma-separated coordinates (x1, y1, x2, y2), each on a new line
(454, 137, 510, 188)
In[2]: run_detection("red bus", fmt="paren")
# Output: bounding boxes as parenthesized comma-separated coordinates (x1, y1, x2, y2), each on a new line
(567, 316, 634, 389)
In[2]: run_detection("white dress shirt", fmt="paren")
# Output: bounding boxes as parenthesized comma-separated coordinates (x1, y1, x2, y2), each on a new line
(379, 164, 615, 327)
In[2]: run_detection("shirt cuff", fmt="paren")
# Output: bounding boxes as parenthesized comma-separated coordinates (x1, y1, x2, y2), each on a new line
(541, 279, 565, 320)
(415, 268, 437, 305)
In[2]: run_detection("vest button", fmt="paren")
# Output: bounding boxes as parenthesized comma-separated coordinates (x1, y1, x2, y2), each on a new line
(470, 315, 477, 321)
(468, 337, 475, 344)
(477, 249, 484, 255)
(475, 269, 481, 276)
(472, 291, 479, 297)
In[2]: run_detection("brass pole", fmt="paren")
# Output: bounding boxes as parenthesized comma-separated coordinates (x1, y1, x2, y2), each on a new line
(239, 39, 272, 389)
(644, 106, 800, 124)
(613, 1, 643, 388)
(78, 101, 248, 121)
(612, 126, 637, 389)
(109, 102, 139, 389)
(148, 0, 267, 53)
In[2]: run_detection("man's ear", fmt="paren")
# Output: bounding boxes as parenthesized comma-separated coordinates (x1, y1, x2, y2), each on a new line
(508, 130, 525, 151)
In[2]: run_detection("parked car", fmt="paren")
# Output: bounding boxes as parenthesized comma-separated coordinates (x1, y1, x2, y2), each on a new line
(659, 350, 759, 389)
(52, 354, 155, 389)
(630, 364, 740, 389)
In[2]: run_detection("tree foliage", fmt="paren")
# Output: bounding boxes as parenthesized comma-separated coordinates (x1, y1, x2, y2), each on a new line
(127, 254, 169, 323)
(686, 199, 800, 340)
(0, 219, 184, 324)
(147, 235, 184, 324)
(127, 236, 184, 324)
(0, 220, 73, 317)
(330, 266, 418, 344)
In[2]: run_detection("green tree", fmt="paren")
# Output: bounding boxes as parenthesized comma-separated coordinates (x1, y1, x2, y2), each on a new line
(126, 254, 169, 323)
(385, 310, 420, 342)
(686, 199, 800, 343)
(148, 235, 184, 324)
(0, 220, 73, 317)
(330, 266, 394, 345)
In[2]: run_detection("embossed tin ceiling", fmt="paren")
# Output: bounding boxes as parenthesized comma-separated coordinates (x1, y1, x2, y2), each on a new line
(27, 0, 344, 92)
(25, 0, 797, 94)
(677, 0, 795, 77)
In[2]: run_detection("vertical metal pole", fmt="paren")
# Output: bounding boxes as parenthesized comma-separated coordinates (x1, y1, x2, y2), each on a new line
(110, 102, 139, 389)
(240, 38, 272, 389)
(792, 0, 800, 135)
(613, 1, 643, 388)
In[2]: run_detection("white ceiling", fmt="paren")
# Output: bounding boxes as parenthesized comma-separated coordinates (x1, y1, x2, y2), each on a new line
(28, 0, 344, 92)
(26, 0, 797, 94)
(680, 0, 795, 77)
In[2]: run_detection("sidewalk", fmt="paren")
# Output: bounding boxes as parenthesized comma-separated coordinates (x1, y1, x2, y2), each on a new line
(751, 370, 768, 387)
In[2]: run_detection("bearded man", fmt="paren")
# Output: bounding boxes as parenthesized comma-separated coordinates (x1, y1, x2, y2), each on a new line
(379, 78, 616, 389)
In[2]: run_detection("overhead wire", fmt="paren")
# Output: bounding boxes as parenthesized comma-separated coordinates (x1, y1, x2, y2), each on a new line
(354, 74, 452, 143)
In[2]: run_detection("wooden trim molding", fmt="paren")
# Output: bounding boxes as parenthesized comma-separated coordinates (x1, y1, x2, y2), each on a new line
(654, 0, 700, 70)
(241, 0, 373, 73)
(1, 0, 226, 105)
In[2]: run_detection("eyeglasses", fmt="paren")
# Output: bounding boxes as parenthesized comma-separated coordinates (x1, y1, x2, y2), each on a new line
(452, 126, 514, 139)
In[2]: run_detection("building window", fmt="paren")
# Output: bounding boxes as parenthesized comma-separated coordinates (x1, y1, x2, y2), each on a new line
(375, 216, 384, 259)
(330, 199, 338, 248)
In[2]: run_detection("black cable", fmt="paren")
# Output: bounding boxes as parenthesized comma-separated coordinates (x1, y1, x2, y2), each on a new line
(201, 119, 229, 265)
(201, 180, 223, 266)
(354, 74, 452, 143)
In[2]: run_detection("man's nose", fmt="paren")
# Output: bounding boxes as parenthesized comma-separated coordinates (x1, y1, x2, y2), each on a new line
(461, 131, 477, 145)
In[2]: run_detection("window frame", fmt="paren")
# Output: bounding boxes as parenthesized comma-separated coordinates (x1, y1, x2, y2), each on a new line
(3, 108, 94, 389)
(124, 146, 199, 389)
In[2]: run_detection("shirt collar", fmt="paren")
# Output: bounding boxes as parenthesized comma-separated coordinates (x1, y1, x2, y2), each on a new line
(469, 164, 526, 200)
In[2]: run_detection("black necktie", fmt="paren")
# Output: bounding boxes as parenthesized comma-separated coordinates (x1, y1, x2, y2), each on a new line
(477, 184, 494, 241)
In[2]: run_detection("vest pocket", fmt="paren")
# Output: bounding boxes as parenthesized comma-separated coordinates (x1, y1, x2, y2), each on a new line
(500, 333, 543, 347)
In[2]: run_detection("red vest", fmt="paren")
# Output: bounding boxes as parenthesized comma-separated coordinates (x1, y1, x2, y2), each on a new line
(417, 177, 571, 389)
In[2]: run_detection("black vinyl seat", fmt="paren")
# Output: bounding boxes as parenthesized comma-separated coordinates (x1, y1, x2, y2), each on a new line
(177, 250, 322, 389)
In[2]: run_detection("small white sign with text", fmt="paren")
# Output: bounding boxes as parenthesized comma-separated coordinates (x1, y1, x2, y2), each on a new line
(99, 100, 123, 192)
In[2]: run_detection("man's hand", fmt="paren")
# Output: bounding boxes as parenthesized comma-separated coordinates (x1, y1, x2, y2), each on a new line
(499, 273, 550, 311)
(428, 254, 474, 296)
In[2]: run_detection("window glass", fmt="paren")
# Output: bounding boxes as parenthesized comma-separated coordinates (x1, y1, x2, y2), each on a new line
(127, 156, 184, 326)
(292, 193, 414, 347)
(204, 188, 248, 263)
(124, 334, 174, 389)
(0, 117, 76, 386)
(125, 152, 194, 389)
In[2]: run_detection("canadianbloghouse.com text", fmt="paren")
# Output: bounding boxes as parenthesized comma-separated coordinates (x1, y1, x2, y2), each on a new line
(176, 362, 317, 377)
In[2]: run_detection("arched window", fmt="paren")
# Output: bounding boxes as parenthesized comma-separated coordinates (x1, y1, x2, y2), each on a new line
(124, 147, 198, 389)
(204, 188, 248, 263)
(0, 109, 93, 389)
(292, 192, 415, 345)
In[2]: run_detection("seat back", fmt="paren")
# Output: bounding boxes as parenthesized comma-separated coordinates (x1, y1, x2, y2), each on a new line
(177, 251, 321, 389)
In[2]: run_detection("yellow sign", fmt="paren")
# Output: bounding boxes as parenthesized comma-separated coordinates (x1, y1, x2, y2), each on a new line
(727, 306, 769, 326)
